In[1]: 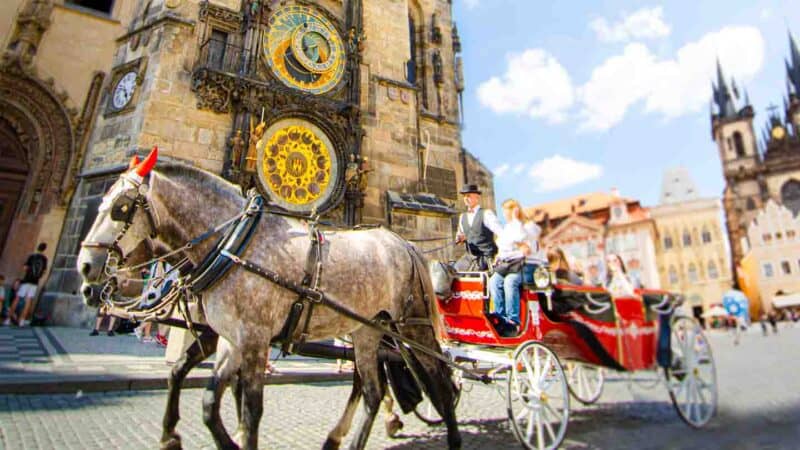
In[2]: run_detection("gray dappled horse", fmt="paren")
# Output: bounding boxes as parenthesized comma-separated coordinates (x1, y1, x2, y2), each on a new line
(76, 148, 461, 450)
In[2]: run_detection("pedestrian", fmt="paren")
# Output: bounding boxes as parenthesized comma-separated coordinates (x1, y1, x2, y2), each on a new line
(90, 305, 118, 336)
(768, 311, 778, 334)
(759, 313, 768, 336)
(7, 243, 48, 327)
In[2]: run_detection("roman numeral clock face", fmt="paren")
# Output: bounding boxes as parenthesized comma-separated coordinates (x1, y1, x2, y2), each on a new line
(112, 72, 137, 109)
(263, 5, 346, 94)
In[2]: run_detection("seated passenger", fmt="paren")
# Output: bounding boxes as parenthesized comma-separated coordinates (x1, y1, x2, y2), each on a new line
(604, 253, 636, 297)
(489, 199, 535, 335)
(547, 248, 584, 285)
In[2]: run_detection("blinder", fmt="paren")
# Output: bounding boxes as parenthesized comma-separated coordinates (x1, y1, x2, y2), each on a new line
(110, 194, 138, 223)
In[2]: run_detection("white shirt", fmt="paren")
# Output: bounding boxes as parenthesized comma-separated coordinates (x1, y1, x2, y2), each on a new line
(457, 206, 503, 235)
(523, 221, 545, 263)
(495, 219, 542, 262)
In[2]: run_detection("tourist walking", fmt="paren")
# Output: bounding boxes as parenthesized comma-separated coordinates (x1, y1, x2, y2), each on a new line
(7, 243, 48, 327)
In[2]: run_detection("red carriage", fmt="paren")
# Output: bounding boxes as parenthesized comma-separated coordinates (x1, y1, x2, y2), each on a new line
(422, 265, 718, 450)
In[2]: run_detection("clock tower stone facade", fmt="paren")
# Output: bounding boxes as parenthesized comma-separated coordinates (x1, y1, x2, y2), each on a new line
(16, 0, 493, 326)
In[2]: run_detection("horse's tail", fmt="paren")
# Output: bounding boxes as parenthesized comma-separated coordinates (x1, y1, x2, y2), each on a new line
(406, 243, 445, 342)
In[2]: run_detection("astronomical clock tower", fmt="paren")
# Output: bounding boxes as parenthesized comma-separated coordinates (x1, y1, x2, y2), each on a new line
(43, 0, 488, 325)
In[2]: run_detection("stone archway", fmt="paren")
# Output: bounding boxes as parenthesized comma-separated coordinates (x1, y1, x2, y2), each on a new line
(0, 68, 76, 277)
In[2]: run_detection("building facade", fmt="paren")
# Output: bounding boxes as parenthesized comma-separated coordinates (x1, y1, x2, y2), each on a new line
(650, 168, 732, 319)
(527, 190, 660, 290)
(0, 0, 492, 326)
(738, 200, 800, 315)
(711, 34, 800, 278)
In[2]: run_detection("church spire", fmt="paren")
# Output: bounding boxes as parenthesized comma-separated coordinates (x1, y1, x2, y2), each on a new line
(712, 59, 737, 119)
(787, 30, 800, 96)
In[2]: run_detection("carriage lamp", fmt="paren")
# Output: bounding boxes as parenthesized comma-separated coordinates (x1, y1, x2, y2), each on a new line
(533, 266, 550, 289)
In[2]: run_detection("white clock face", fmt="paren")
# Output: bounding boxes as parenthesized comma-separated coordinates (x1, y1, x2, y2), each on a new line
(112, 72, 138, 109)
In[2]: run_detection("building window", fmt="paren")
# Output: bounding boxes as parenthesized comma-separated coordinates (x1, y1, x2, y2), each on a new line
(206, 30, 229, 71)
(708, 261, 719, 279)
(664, 236, 673, 249)
(406, 16, 417, 84)
(733, 131, 746, 158)
(746, 197, 756, 211)
(702, 227, 711, 244)
(781, 261, 792, 275)
(67, 0, 114, 15)
(762, 262, 774, 278)
(788, 230, 797, 239)
(668, 266, 679, 285)
(780, 179, 800, 216)
(688, 263, 699, 282)
(762, 233, 772, 243)
(682, 229, 692, 247)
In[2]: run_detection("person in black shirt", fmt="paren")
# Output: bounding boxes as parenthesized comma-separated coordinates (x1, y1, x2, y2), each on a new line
(9, 243, 48, 327)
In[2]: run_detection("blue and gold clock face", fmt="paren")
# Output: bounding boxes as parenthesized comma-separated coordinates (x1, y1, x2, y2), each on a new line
(264, 5, 346, 95)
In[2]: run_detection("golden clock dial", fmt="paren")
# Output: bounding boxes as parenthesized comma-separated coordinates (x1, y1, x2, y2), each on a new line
(256, 119, 340, 213)
(264, 5, 346, 94)
(771, 125, 786, 140)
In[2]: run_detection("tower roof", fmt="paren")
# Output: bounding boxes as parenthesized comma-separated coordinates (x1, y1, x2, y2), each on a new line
(787, 30, 800, 96)
(712, 60, 738, 119)
(660, 167, 700, 204)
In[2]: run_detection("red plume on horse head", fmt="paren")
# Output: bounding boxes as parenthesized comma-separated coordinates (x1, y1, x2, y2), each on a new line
(128, 155, 141, 170)
(135, 145, 158, 177)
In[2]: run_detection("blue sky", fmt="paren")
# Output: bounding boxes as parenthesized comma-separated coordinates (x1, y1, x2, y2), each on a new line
(453, 1, 800, 210)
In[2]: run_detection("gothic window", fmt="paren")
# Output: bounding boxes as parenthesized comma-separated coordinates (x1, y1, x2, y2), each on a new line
(762, 262, 774, 278)
(780, 179, 800, 216)
(746, 197, 756, 211)
(67, 0, 114, 15)
(682, 229, 692, 247)
(668, 266, 679, 285)
(664, 235, 673, 249)
(206, 30, 228, 71)
(702, 226, 712, 244)
(708, 261, 719, 279)
(406, 17, 417, 84)
(688, 263, 699, 282)
(733, 131, 746, 158)
(781, 261, 792, 275)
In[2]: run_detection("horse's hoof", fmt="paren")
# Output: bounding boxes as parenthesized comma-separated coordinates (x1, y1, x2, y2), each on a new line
(160, 434, 182, 450)
(321, 437, 340, 450)
(385, 414, 404, 438)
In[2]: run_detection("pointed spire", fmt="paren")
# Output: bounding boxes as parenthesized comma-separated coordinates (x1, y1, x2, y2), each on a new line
(790, 30, 800, 67)
(713, 59, 737, 118)
(744, 89, 751, 106)
(787, 30, 800, 97)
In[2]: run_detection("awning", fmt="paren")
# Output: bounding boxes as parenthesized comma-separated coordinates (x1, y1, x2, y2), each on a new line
(773, 293, 800, 309)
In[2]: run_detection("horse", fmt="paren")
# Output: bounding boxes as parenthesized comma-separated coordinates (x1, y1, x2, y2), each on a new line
(76, 147, 461, 450)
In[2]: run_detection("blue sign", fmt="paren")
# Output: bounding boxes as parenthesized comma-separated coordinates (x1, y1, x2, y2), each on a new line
(723, 290, 750, 324)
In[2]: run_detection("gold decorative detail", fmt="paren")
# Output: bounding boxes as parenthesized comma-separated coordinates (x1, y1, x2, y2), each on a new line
(256, 119, 339, 212)
(165, 0, 181, 8)
(771, 125, 786, 141)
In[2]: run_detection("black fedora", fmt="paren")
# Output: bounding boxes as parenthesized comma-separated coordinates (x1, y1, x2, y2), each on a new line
(459, 183, 482, 195)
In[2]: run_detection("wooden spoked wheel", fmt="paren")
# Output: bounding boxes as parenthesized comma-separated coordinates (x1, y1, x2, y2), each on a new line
(664, 316, 717, 428)
(566, 362, 604, 404)
(507, 341, 570, 450)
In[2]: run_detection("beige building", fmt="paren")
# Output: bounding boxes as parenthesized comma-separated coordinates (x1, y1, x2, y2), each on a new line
(527, 189, 660, 290)
(650, 168, 732, 319)
(738, 200, 800, 315)
(0, 0, 493, 326)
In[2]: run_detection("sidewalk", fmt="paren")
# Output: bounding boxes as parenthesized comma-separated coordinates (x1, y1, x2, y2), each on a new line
(0, 326, 351, 395)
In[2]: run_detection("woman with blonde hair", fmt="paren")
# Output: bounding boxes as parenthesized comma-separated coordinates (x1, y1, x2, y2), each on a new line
(547, 248, 584, 285)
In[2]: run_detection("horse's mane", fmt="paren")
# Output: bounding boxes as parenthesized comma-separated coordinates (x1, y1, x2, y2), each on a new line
(153, 160, 245, 206)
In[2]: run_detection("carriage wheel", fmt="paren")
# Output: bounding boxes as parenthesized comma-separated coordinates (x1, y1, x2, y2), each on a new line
(413, 369, 463, 425)
(664, 316, 717, 428)
(507, 341, 569, 450)
(566, 362, 604, 404)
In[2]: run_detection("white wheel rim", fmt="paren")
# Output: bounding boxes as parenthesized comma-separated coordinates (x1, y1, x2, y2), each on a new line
(507, 342, 569, 450)
(667, 317, 717, 427)
(567, 362, 604, 404)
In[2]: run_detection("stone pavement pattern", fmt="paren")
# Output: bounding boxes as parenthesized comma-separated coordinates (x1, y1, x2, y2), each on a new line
(2, 326, 800, 449)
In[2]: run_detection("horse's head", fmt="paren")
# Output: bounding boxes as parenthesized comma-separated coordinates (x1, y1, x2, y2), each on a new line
(77, 146, 159, 306)
(429, 259, 458, 300)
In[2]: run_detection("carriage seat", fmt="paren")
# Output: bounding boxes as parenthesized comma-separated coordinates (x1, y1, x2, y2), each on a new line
(548, 286, 615, 322)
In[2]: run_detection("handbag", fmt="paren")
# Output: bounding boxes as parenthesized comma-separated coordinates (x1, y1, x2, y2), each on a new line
(493, 257, 524, 276)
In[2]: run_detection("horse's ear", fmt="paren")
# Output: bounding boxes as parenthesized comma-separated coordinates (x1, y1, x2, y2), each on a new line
(128, 155, 140, 170)
(135, 145, 158, 177)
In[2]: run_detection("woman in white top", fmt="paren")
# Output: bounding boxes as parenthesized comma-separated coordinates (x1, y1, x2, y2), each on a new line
(604, 253, 636, 297)
(489, 199, 539, 334)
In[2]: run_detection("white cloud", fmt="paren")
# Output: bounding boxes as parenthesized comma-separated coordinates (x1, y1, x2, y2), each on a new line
(760, 8, 771, 20)
(512, 163, 527, 175)
(528, 155, 603, 192)
(463, 0, 479, 10)
(493, 163, 510, 176)
(477, 49, 574, 123)
(590, 6, 671, 43)
(578, 26, 765, 131)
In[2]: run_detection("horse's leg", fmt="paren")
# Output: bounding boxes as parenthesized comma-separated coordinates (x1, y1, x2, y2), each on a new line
(231, 370, 245, 446)
(323, 366, 363, 450)
(237, 348, 268, 450)
(202, 339, 241, 450)
(347, 332, 386, 450)
(160, 329, 218, 450)
(382, 393, 403, 438)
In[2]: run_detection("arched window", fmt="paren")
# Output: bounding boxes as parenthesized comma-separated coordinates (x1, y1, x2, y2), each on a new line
(663, 235, 673, 249)
(746, 197, 756, 211)
(708, 261, 719, 279)
(688, 263, 699, 282)
(682, 229, 692, 247)
(733, 131, 746, 158)
(781, 179, 800, 216)
(668, 266, 679, 285)
(702, 226, 712, 244)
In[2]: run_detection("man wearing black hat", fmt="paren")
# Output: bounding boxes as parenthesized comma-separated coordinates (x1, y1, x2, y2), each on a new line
(455, 184, 502, 271)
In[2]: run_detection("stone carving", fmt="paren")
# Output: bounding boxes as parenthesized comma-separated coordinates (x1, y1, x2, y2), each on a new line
(452, 23, 461, 53)
(245, 118, 265, 173)
(228, 129, 245, 172)
(1, 0, 54, 71)
(430, 13, 442, 44)
(432, 49, 443, 85)
(199, 1, 244, 26)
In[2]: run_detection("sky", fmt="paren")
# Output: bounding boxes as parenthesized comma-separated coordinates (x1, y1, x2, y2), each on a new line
(452, 0, 800, 210)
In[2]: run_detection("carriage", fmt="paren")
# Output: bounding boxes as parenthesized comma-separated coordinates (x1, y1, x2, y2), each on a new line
(415, 265, 718, 450)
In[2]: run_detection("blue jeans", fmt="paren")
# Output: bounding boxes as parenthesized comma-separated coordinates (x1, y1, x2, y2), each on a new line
(490, 271, 522, 326)
(522, 264, 535, 285)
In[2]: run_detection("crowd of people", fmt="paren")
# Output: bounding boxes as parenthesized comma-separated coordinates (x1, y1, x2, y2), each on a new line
(454, 185, 643, 336)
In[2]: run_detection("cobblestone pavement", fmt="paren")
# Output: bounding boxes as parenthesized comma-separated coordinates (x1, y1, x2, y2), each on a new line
(2, 325, 800, 449)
